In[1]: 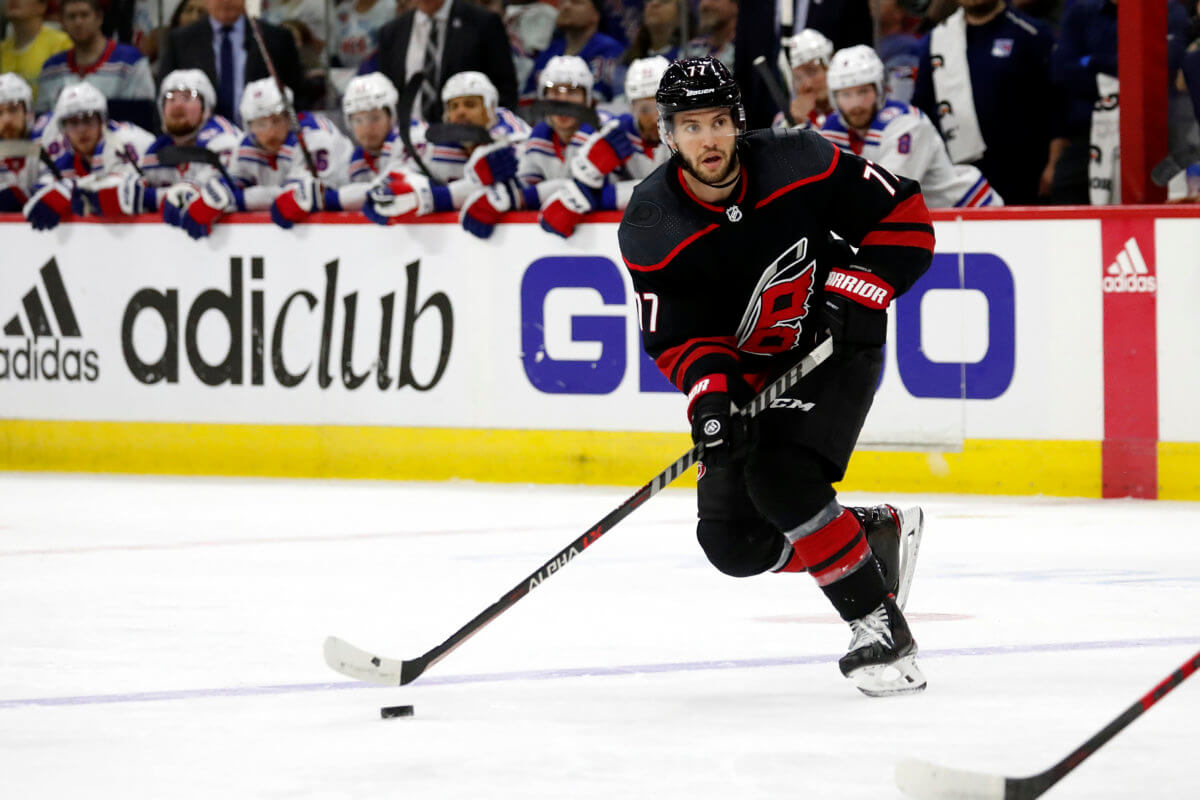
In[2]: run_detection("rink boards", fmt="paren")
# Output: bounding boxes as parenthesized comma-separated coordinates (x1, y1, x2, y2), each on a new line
(1, 207, 1198, 498)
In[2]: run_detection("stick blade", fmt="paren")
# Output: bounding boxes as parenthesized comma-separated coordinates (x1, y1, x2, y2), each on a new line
(895, 758, 1006, 800)
(323, 636, 404, 686)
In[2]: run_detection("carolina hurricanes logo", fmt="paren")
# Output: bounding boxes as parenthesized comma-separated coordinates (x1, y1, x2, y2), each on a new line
(735, 238, 815, 355)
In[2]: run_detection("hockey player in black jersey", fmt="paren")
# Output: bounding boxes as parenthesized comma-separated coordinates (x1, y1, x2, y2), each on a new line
(618, 57, 934, 697)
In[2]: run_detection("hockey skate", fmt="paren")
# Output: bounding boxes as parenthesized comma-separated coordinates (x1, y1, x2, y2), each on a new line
(850, 505, 924, 609)
(838, 594, 927, 697)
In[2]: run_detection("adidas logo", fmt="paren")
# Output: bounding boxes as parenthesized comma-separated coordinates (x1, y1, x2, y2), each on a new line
(1102, 237, 1157, 294)
(1, 258, 99, 382)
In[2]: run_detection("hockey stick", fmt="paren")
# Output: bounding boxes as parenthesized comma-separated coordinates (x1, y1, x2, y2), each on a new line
(324, 336, 835, 687)
(395, 72, 443, 185)
(528, 100, 602, 130)
(243, 0, 319, 178)
(0, 139, 63, 180)
(154, 144, 235, 186)
(895, 648, 1200, 799)
(753, 55, 797, 127)
(423, 122, 493, 147)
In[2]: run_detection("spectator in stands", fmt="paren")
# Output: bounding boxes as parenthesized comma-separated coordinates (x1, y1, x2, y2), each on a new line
(783, 0, 873, 52)
(1, 0, 73, 102)
(35, 0, 156, 131)
(505, 0, 558, 91)
(139, 0, 209, 67)
(684, 0, 736, 72)
(331, 0, 396, 70)
(622, 0, 692, 64)
(876, 0, 922, 103)
(523, 0, 624, 103)
(263, 0, 328, 51)
(913, 0, 1064, 205)
(1049, 0, 1190, 204)
(375, 0, 518, 123)
(0, 73, 40, 211)
(157, 0, 308, 123)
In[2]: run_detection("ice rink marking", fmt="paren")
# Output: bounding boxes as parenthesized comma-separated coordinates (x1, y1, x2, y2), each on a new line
(3, 635, 1197, 710)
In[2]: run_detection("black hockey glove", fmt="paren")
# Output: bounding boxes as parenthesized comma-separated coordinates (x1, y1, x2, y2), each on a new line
(822, 267, 893, 351)
(688, 374, 755, 469)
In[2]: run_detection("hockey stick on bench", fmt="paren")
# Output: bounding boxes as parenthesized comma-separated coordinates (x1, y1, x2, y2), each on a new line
(324, 336, 834, 686)
(895, 647, 1200, 799)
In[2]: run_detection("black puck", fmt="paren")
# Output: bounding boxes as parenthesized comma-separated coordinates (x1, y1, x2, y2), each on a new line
(380, 705, 414, 719)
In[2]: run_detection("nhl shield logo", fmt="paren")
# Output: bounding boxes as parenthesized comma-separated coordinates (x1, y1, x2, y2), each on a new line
(725, 204, 742, 222)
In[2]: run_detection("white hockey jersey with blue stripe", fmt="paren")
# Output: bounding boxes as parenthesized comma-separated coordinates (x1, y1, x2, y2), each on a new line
(137, 115, 243, 187)
(229, 113, 353, 209)
(820, 99, 1002, 208)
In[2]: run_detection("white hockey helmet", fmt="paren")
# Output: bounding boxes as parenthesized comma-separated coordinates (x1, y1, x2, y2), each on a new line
(785, 28, 834, 68)
(441, 70, 499, 113)
(158, 69, 217, 119)
(0, 72, 33, 110)
(239, 77, 293, 124)
(827, 45, 886, 107)
(342, 71, 399, 120)
(538, 55, 594, 106)
(53, 81, 107, 122)
(624, 55, 670, 103)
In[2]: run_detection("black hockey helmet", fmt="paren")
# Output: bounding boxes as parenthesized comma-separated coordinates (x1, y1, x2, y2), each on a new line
(655, 57, 746, 149)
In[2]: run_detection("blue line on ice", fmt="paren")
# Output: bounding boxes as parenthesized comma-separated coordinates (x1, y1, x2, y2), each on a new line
(3, 635, 1197, 710)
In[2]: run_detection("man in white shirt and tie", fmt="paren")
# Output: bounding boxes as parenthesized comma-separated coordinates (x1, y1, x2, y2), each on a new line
(374, 0, 517, 124)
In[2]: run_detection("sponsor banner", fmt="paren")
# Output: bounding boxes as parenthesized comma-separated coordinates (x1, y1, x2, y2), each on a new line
(1101, 217, 1157, 498)
(2, 218, 1101, 448)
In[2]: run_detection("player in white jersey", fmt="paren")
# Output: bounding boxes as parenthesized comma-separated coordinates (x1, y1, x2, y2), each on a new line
(75, 69, 243, 219)
(165, 77, 353, 238)
(367, 70, 531, 230)
(270, 72, 400, 227)
(821, 46, 1002, 209)
(24, 82, 153, 230)
(455, 55, 606, 239)
(774, 28, 834, 130)
(0, 73, 40, 212)
(534, 55, 672, 239)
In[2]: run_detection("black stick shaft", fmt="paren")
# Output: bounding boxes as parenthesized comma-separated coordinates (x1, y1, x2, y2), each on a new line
(1009, 648, 1200, 799)
(246, 14, 318, 178)
(753, 56, 796, 127)
(397, 338, 834, 685)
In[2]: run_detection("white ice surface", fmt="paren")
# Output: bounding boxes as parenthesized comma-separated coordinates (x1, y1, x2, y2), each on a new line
(1, 473, 1198, 799)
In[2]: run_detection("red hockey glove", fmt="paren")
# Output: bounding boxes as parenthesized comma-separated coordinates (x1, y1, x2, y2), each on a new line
(460, 181, 516, 239)
(24, 179, 74, 230)
(464, 142, 518, 186)
(570, 119, 636, 188)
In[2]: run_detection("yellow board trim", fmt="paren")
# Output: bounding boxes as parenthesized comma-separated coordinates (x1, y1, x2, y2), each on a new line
(0, 419, 1115, 497)
(1157, 441, 1200, 500)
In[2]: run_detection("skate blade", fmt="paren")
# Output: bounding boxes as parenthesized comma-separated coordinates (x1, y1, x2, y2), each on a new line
(895, 507, 924, 610)
(847, 654, 927, 698)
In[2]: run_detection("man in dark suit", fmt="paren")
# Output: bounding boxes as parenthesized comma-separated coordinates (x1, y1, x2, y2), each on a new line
(375, 0, 517, 123)
(792, 0, 874, 51)
(157, 0, 307, 123)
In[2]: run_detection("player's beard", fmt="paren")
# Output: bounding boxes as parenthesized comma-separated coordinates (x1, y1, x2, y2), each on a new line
(164, 114, 201, 139)
(0, 120, 23, 139)
(680, 141, 739, 187)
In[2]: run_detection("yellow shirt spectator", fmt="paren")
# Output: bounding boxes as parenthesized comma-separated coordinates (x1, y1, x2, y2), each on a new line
(1, 26, 72, 104)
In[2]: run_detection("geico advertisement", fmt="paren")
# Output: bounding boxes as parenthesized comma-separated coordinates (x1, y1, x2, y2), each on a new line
(2, 219, 1102, 440)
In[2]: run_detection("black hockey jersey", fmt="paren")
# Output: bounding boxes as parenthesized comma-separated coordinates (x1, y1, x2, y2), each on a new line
(618, 127, 934, 396)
